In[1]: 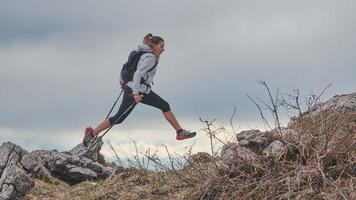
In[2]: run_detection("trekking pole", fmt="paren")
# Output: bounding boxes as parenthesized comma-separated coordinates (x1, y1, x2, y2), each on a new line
(106, 89, 124, 119)
(86, 88, 123, 153)
(80, 94, 143, 159)
(79, 88, 123, 159)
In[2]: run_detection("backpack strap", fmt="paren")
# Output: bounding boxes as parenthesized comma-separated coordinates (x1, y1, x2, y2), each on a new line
(138, 51, 158, 73)
(139, 53, 158, 90)
(147, 59, 158, 73)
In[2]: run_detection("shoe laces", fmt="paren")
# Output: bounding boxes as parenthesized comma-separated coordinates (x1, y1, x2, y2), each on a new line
(179, 129, 193, 136)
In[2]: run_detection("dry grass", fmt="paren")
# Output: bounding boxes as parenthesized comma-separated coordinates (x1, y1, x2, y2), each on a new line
(25, 108, 355, 200)
(181, 110, 356, 200)
(24, 167, 195, 200)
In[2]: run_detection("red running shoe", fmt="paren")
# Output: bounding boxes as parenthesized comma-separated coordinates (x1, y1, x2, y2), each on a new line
(176, 129, 196, 140)
(83, 126, 94, 147)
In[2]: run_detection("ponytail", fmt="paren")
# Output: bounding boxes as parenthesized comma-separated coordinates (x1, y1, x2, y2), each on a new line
(143, 33, 153, 45)
(143, 33, 164, 48)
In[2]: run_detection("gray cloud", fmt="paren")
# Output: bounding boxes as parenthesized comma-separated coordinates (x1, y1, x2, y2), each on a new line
(0, 0, 355, 144)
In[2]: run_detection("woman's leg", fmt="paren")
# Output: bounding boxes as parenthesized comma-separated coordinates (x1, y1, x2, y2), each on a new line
(163, 111, 182, 131)
(141, 90, 196, 140)
(93, 86, 136, 136)
(92, 118, 111, 136)
(141, 91, 182, 131)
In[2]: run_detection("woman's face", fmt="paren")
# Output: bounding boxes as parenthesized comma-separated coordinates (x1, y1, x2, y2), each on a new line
(153, 41, 165, 56)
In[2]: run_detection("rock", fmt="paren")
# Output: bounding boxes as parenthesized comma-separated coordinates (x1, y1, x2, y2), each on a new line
(0, 142, 33, 200)
(269, 127, 300, 142)
(235, 128, 301, 154)
(280, 128, 301, 144)
(221, 142, 258, 162)
(236, 129, 264, 141)
(221, 142, 237, 159)
(235, 129, 274, 154)
(68, 139, 104, 162)
(307, 93, 356, 115)
(220, 142, 261, 176)
(262, 140, 285, 158)
(0, 138, 114, 198)
(66, 166, 97, 180)
(238, 139, 250, 146)
(20, 154, 51, 180)
(32, 147, 113, 185)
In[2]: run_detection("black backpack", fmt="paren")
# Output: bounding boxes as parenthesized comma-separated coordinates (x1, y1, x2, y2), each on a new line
(120, 50, 157, 85)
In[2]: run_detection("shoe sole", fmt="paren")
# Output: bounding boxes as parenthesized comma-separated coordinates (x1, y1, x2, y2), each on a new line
(176, 132, 196, 140)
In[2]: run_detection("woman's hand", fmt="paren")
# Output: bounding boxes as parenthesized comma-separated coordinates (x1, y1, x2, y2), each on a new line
(133, 94, 142, 103)
(119, 80, 125, 88)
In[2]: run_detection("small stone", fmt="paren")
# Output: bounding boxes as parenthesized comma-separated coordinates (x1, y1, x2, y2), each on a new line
(263, 140, 285, 158)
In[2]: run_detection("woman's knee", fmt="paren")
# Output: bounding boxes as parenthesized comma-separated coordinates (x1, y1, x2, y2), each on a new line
(161, 101, 171, 113)
(109, 116, 123, 125)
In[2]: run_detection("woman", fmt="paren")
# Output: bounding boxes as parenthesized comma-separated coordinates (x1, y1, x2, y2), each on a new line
(83, 33, 196, 147)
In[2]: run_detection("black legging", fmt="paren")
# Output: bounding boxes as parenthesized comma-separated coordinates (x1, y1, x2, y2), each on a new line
(109, 86, 171, 125)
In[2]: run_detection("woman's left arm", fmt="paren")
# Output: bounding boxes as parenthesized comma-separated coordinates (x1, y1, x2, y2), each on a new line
(131, 53, 157, 95)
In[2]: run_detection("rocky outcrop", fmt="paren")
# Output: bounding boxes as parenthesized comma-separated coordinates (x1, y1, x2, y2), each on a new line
(0, 142, 33, 200)
(307, 92, 356, 115)
(230, 92, 356, 160)
(0, 140, 114, 199)
(231, 127, 302, 159)
(33, 146, 113, 185)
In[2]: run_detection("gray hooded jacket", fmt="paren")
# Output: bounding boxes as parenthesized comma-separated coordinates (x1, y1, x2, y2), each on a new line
(122, 44, 159, 95)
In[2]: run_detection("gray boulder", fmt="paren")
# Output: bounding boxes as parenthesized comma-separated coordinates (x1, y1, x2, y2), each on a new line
(235, 129, 274, 154)
(32, 145, 113, 185)
(68, 139, 104, 161)
(27, 138, 113, 185)
(0, 139, 114, 200)
(0, 142, 33, 200)
(235, 128, 301, 154)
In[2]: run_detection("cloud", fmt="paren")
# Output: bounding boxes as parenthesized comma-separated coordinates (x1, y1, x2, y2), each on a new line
(0, 0, 355, 155)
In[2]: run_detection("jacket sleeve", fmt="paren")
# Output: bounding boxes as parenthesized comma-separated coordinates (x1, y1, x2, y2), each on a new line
(131, 53, 157, 95)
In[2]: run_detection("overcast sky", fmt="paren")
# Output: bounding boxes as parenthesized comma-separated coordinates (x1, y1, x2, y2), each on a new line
(1, 0, 355, 159)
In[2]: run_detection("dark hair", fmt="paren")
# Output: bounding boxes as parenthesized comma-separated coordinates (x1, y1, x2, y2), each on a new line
(143, 33, 164, 48)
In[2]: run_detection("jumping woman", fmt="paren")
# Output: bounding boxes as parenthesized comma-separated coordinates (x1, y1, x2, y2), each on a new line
(83, 33, 196, 147)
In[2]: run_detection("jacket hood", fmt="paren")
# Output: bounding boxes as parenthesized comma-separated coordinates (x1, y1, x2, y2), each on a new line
(138, 44, 153, 52)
